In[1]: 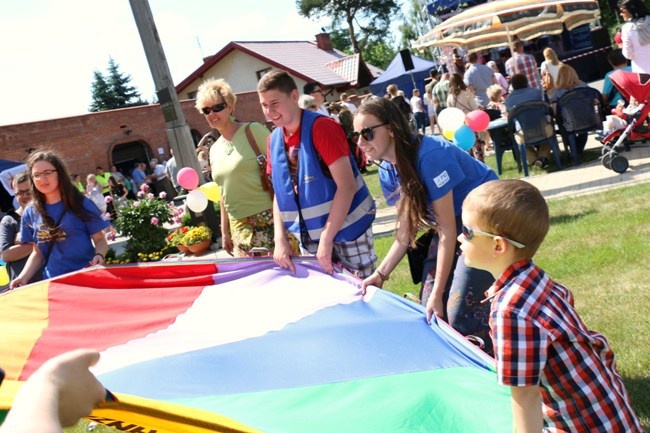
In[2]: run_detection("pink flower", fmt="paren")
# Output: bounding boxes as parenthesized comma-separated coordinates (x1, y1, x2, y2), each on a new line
(104, 196, 113, 203)
(150, 217, 160, 225)
(137, 191, 144, 198)
(133, 201, 140, 207)
(159, 191, 167, 199)
(147, 193, 154, 199)
(140, 183, 150, 192)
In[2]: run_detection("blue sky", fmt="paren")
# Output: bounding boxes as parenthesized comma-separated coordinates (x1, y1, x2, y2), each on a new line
(0, 0, 332, 126)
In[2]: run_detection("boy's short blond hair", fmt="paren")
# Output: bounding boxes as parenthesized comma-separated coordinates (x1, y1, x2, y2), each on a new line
(463, 179, 549, 258)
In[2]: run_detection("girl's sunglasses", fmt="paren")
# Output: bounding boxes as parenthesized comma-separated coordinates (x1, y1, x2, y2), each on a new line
(348, 123, 388, 142)
(201, 102, 228, 115)
(462, 224, 525, 249)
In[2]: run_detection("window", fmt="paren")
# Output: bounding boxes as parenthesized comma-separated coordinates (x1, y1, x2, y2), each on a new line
(256, 67, 272, 80)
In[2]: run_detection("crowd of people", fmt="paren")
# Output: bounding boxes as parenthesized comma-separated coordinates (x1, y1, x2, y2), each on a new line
(1, 2, 646, 428)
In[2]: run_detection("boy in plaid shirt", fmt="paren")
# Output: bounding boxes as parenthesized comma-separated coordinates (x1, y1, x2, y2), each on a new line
(458, 179, 641, 433)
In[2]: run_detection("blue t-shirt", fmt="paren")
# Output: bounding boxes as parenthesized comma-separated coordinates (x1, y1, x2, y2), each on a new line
(20, 197, 109, 278)
(602, 67, 632, 107)
(378, 160, 400, 206)
(417, 135, 497, 216)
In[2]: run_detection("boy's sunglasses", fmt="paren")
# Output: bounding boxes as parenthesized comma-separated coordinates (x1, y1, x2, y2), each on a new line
(201, 102, 228, 115)
(348, 123, 388, 142)
(462, 224, 525, 249)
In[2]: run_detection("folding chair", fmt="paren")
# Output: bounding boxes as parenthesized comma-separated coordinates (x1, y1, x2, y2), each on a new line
(484, 108, 521, 175)
(508, 101, 563, 177)
(555, 87, 604, 165)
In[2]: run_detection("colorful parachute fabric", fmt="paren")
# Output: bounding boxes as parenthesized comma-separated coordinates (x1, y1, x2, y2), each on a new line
(0, 259, 512, 432)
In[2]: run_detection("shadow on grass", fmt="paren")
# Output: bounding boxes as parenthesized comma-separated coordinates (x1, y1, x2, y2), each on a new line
(621, 375, 650, 425)
(549, 209, 597, 225)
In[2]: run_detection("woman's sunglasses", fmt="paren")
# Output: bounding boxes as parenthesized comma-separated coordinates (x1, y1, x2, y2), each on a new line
(348, 123, 388, 142)
(462, 224, 525, 249)
(201, 102, 228, 115)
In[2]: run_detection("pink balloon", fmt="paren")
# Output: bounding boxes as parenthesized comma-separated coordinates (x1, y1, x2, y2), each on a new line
(177, 167, 199, 190)
(466, 110, 490, 132)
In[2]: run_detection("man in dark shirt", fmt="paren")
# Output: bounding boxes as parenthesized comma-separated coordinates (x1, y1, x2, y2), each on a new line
(505, 74, 553, 169)
(0, 172, 42, 289)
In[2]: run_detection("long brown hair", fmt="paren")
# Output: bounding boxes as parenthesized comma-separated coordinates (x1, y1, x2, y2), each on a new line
(356, 97, 433, 244)
(27, 150, 92, 227)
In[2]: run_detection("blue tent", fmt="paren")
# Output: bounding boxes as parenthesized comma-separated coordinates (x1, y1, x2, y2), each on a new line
(369, 53, 438, 103)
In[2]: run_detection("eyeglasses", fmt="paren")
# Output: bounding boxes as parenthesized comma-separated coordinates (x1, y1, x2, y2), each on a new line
(31, 169, 58, 180)
(310, 89, 323, 95)
(348, 123, 388, 142)
(462, 224, 525, 249)
(15, 189, 31, 197)
(201, 102, 228, 115)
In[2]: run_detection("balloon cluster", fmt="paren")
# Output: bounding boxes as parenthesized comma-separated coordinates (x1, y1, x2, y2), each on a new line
(176, 167, 221, 213)
(437, 108, 490, 151)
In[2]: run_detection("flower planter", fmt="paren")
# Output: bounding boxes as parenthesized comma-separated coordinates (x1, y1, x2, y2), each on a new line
(187, 240, 211, 254)
(177, 244, 190, 254)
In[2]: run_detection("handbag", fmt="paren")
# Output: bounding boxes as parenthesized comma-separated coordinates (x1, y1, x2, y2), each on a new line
(244, 123, 274, 200)
(406, 229, 434, 285)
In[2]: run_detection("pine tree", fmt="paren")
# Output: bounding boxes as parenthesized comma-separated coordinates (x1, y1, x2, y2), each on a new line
(89, 58, 147, 112)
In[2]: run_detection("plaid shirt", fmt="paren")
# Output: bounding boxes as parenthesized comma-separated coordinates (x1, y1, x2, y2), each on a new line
(487, 260, 641, 433)
(505, 52, 542, 90)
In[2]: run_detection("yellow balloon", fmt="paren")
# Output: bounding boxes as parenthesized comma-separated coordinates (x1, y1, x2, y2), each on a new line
(0, 266, 9, 287)
(199, 181, 221, 202)
(442, 129, 455, 140)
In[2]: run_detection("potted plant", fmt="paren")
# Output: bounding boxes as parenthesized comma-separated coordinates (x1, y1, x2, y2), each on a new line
(115, 186, 174, 259)
(181, 226, 212, 254)
(167, 226, 190, 253)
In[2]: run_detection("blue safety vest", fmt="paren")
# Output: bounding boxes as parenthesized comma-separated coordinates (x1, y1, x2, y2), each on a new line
(270, 110, 375, 242)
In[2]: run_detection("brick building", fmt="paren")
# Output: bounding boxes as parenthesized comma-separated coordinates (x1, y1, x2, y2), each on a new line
(0, 97, 266, 181)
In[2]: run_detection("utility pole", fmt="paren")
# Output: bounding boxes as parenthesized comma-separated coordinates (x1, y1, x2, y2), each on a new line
(129, 0, 219, 238)
(128, 0, 201, 177)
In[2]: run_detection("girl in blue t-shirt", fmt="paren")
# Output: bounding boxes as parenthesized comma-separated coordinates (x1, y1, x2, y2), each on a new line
(355, 97, 497, 355)
(10, 151, 109, 288)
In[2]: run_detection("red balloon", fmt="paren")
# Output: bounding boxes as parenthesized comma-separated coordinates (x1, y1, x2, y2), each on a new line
(466, 110, 490, 132)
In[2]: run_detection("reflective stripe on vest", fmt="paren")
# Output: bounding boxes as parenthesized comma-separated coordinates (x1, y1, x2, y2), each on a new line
(271, 110, 375, 242)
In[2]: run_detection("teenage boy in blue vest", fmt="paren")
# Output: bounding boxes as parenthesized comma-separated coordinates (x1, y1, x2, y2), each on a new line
(257, 70, 376, 277)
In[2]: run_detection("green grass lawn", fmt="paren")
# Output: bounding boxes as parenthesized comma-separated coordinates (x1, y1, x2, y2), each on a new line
(374, 182, 650, 426)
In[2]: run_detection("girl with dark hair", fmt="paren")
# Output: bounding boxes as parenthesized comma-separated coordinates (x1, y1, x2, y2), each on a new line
(9, 151, 109, 288)
(618, 0, 650, 73)
(354, 97, 498, 355)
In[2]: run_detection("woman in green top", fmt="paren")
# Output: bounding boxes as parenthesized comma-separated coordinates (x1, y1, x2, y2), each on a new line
(195, 78, 292, 257)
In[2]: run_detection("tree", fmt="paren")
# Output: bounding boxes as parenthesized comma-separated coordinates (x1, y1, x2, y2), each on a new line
(399, 0, 435, 61)
(89, 58, 147, 112)
(297, 0, 399, 53)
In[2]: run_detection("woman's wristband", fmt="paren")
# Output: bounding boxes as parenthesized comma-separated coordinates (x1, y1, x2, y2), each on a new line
(94, 253, 105, 260)
(376, 270, 390, 281)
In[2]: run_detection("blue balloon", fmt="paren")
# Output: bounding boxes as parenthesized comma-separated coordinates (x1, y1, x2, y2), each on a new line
(453, 125, 476, 151)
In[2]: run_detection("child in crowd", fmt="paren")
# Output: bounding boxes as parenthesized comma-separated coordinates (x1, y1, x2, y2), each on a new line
(459, 179, 641, 433)
(257, 70, 376, 277)
(485, 84, 506, 117)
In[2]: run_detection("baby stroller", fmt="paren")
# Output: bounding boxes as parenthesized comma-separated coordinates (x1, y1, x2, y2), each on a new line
(600, 70, 650, 173)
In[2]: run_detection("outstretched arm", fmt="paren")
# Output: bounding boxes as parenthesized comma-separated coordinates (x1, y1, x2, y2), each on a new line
(0, 349, 106, 433)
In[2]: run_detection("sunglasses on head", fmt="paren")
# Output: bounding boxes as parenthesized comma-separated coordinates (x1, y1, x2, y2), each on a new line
(348, 123, 388, 142)
(462, 224, 526, 249)
(201, 102, 228, 115)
